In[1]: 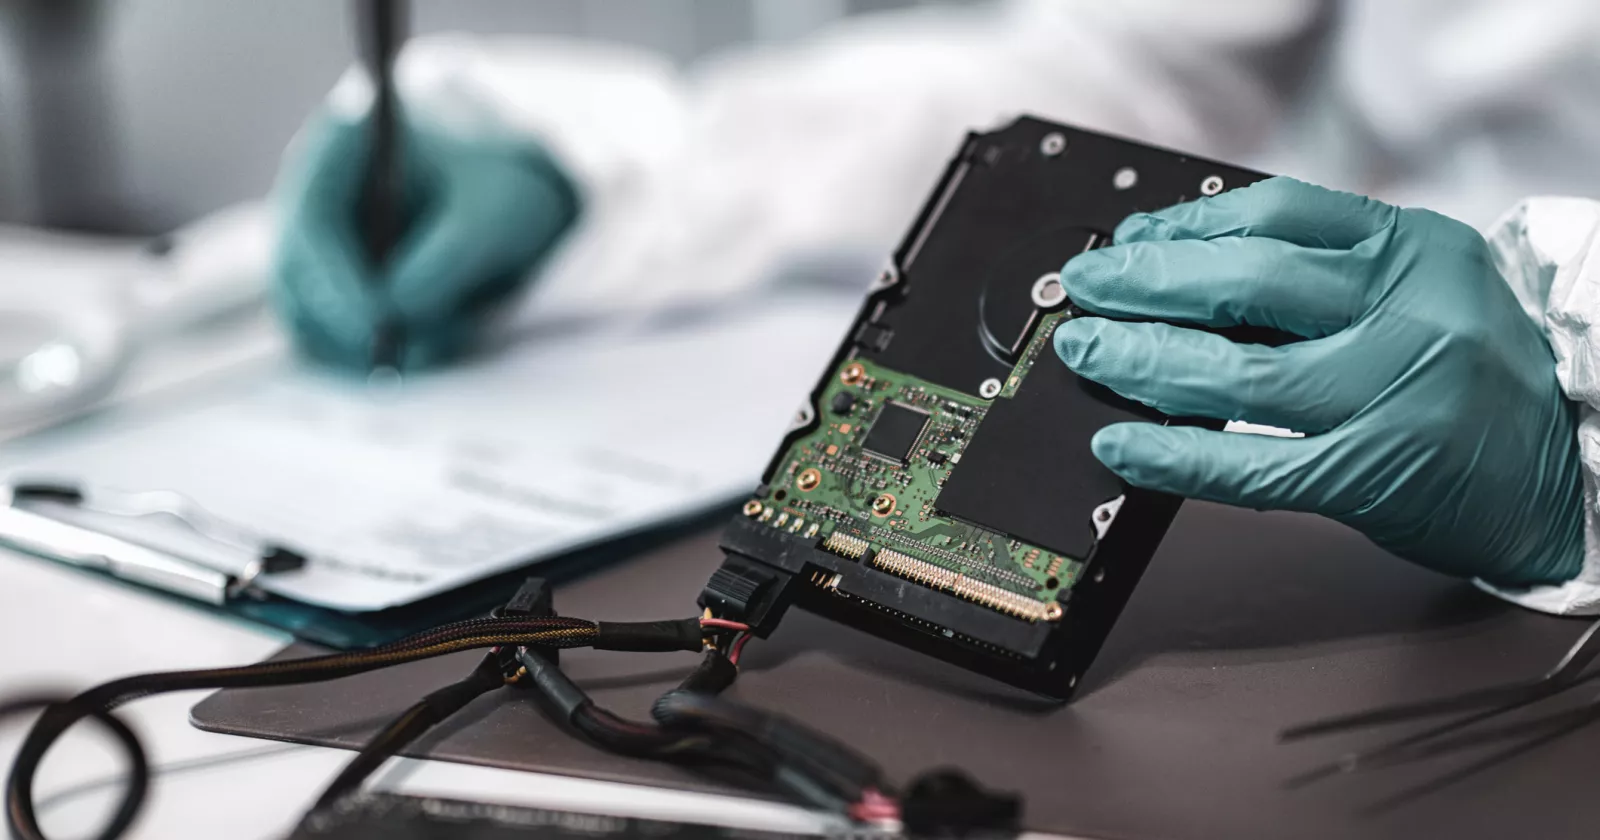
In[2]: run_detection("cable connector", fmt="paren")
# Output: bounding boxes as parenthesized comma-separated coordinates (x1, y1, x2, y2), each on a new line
(698, 559, 788, 628)
(495, 577, 559, 675)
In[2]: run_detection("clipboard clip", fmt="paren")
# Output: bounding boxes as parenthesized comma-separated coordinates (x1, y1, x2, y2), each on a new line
(0, 479, 307, 605)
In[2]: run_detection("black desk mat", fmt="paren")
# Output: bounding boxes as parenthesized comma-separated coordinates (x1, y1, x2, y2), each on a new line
(192, 503, 1597, 839)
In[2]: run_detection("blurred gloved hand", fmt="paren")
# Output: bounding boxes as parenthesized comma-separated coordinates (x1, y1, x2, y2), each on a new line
(1053, 177, 1584, 587)
(271, 108, 580, 372)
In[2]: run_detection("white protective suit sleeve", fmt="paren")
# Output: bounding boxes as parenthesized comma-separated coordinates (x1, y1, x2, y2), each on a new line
(1480, 197, 1600, 615)
(377, 0, 1327, 319)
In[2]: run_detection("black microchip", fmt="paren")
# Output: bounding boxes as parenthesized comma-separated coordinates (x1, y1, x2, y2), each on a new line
(927, 451, 948, 466)
(861, 402, 929, 464)
(830, 391, 856, 415)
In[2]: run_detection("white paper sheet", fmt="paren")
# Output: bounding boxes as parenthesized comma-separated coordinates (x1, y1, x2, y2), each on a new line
(0, 292, 856, 611)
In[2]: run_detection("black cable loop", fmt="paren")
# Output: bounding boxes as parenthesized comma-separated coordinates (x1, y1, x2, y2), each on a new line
(2, 697, 148, 840)
(5, 618, 599, 840)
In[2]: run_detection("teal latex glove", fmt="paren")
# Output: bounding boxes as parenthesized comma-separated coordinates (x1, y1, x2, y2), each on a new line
(271, 108, 579, 372)
(1053, 177, 1584, 587)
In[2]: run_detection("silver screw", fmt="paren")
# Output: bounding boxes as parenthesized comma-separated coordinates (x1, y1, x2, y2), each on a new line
(1030, 272, 1066, 308)
(979, 378, 1002, 399)
(1200, 175, 1224, 196)
(1040, 132, 1067, 157)
(1113, 167, 1139, 190)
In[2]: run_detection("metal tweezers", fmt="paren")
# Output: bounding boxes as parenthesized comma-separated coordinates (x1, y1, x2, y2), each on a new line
(1281, 617, 1600, 790)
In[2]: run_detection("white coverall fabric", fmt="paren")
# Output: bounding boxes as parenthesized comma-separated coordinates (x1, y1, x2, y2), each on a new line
(1482, 198, 1600, 614)
(326, 0, 1600, 612)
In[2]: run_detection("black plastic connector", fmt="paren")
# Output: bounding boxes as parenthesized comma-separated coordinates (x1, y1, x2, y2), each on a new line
(498, 576, 556, 619)
(698, 558, 799, 633)
(259, 546, 308, 574)
(698, 563, 772, 620)
(901, 768, 1022, 835)
(496, 577, 559, 670)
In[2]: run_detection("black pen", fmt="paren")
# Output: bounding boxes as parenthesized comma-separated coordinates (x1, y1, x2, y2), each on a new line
(354, 0, 410, 374)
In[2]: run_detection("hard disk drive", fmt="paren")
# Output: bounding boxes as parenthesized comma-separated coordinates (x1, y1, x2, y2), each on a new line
(700, 117, 1266, 700)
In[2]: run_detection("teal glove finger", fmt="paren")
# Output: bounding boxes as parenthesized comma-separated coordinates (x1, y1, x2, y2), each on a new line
(270, 108, 580, 373)
(1089, 423, 1343, 512)
(382, 128, 577, 328)
(1054, 318, 1351, 433)
(270, 110, 383, 366)
(273, 222, 380, 360)
(1055, 176, 1585, 587)
(1114, 175, 1396, 249)
(1062, 236, 1367, 339)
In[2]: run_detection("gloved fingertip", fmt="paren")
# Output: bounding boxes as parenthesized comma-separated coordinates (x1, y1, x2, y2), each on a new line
(277, 302, 381, 375)
(396, 322, 480, 373)
(279, 110, 373, 208)
(1090, 423, 1182, 492)
(1089, 424, 1136, 472)
(1113, 212, 1168, 244)
(1052, 317, 1104, 371)
(1058, 246, 1116, 299)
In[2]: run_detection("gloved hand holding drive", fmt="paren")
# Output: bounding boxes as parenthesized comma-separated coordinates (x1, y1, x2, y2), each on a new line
(1054, 176, 1585, 588)
(271, 108, 580, 372)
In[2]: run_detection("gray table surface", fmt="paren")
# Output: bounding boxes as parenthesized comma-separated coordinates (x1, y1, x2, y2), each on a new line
(193, 501, 1597, 840)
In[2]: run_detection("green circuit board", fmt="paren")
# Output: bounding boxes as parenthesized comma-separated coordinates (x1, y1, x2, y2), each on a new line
(745, 310, 1081, 622)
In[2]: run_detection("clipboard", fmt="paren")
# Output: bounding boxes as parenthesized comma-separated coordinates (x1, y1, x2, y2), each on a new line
(0, 292, 858, 645)
(1, 491, 731, 649)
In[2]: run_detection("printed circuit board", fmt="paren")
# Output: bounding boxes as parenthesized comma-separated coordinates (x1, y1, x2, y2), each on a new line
(743, 311, 1076, 622)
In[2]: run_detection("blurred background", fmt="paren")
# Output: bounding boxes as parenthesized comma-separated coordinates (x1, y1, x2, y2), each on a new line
(0, 8, 1598, 835)
(0, 0, 1597, 435)
(0, 0, 928, 234)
